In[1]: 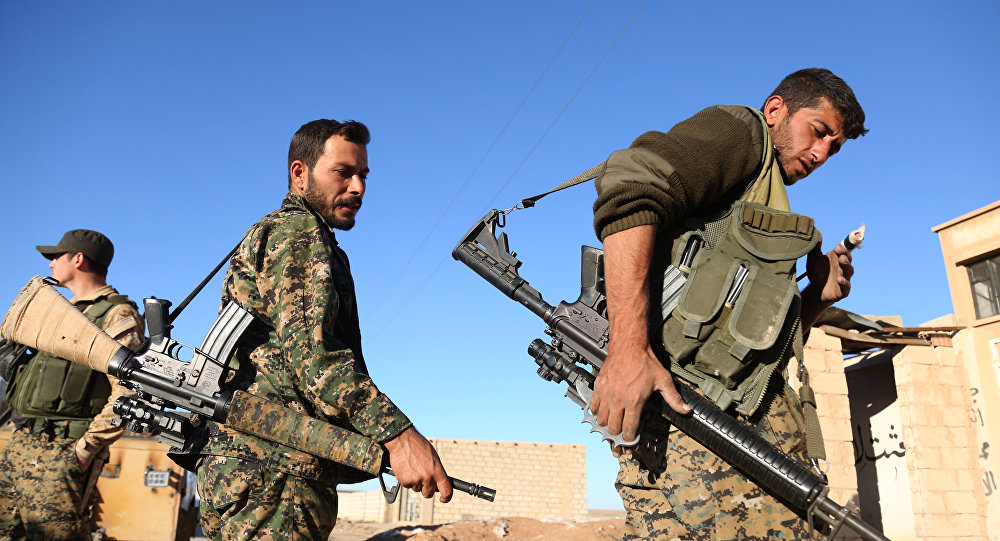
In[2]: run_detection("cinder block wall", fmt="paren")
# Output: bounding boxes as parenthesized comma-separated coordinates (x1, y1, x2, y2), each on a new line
(804, 323, 991, 540)
(427, 439, 587, 523)
(893, 334, 987, 540)
(336, 439, 587, 524)
(337, 489, 387, 522)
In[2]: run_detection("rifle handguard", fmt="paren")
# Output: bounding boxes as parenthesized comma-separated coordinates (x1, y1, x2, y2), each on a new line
(226, 390, 385, 476)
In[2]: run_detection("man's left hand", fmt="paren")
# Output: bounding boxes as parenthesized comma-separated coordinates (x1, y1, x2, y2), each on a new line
(800, 239, 855, 330)
(806, 240, 854, 304)
(383, 426, 453, 503)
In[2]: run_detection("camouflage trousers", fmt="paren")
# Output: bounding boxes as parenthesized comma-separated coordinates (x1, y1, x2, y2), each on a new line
(197, 455, 339, 541)
(616, 383, 812, 540)
(0, 428, 92, 541)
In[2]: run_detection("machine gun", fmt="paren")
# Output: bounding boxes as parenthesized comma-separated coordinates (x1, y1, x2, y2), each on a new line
(0, 276, 495, 504)
(453, 209, 888, 541)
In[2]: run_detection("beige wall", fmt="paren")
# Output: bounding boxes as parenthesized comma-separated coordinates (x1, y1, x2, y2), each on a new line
(337, 438, 587, 524)
(933, 200, 1000, 327)
(804, 324, 993, 540)
(934, 200, 1000, 539)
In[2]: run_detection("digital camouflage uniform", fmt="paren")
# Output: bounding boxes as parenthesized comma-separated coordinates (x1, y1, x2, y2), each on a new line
(195, 193, 412, 541)
(594, 105, 813, 540)
(0, 286, 144, 541)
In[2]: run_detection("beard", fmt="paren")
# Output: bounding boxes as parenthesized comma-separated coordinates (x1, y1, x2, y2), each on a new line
(770, 116, 797, 185)
(303, 175, 361, 231)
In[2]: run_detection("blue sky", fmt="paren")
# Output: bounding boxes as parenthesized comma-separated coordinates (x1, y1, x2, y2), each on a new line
(1, 1, 997, 510)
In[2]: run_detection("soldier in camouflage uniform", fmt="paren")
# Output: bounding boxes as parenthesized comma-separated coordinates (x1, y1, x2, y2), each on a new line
(587, 69, 868, 539)
(194, 119, 452, 541)
(0, 229, 145, 541)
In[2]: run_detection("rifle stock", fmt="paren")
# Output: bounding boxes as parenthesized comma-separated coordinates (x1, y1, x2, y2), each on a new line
(453, 211, 888, 541)
(1, 276, 495, 503)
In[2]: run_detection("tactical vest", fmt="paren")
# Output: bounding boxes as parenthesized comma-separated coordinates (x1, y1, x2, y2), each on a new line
(4, 293, 136, 427)
(654, 106, 819, 417)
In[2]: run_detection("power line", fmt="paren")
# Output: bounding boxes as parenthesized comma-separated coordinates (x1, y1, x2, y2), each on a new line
(362, 0, 598, 327)
(481, 0, 649, 211)
(367, 0, 648, 341)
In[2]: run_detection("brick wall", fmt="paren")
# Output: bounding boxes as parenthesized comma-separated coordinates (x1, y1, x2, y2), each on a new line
(337, 439, 587, 524)
(337, 489, 388, 523)
(803, 323, 992, 540)
(893, 333, 988, 539)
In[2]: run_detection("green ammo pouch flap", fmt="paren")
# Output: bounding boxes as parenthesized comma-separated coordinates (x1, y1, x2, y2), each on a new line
(676, 249, 740, 337)
(720, 201, 818, 357)
(659, 201, 820, 411)
(725, 201, 819, 268)
(726, 266, 797, 354)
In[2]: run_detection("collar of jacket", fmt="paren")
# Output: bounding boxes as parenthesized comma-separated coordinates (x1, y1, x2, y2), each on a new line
(69, 284, 117, 306)
(281, 192, 340, 246)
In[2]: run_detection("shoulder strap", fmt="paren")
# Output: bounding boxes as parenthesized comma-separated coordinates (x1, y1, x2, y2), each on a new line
(517, 161, 607, 209)
(82, 293, 134, 324)
(167, 241, 241, 324)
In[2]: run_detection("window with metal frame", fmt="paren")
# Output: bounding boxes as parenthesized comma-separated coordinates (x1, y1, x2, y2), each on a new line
(967, 253, 1000, 319)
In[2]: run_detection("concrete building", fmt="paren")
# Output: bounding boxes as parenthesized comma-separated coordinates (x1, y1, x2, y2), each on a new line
(799, 199, 1000, 540)
(338, 439, 587, 524)
(932, 200, 1000, 538)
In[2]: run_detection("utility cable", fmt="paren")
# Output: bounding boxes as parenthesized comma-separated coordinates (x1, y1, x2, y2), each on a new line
(481, 0, 648, 211)
(362, 0, 597, 327)
(368, 0, 648, 340)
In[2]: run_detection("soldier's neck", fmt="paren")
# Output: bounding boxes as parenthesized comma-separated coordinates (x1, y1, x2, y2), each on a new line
(66, 274, 108, 298)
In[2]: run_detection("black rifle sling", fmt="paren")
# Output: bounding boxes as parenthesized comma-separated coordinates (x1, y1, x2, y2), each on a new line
(167, 241, 242, 324)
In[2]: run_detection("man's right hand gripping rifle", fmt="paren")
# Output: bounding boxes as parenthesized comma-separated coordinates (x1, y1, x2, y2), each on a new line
(589, 224, 690, 456)
(591, 224, 855, 456)
(0, 276, 495, 504)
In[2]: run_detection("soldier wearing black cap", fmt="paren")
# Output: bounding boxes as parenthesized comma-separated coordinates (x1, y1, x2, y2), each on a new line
(0, 229, 145, 540)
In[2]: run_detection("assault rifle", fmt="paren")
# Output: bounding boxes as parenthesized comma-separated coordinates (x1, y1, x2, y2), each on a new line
(453, 210, 888, 541)
(0, 276, 495, 504)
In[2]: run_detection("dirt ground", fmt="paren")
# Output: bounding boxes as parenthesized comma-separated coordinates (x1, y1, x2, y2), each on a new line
(328, 516, 626, 541)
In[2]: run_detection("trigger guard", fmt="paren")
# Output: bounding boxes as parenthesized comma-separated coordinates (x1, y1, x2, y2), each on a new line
(378, 470, 400, 504)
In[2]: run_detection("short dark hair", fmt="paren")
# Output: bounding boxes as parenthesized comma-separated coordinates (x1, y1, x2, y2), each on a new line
(81, 254, 108, 277)
(287, 119, 371, 187)
(765, 68, 869, 139)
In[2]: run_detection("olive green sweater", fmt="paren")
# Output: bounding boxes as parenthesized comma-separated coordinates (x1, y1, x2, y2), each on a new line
(593, 105, 773, 241)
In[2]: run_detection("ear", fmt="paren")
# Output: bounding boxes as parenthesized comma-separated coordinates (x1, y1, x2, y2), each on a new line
(762, 95, 786, 128)
(70, 252, 87, 271)
(289, 160, 308, 195)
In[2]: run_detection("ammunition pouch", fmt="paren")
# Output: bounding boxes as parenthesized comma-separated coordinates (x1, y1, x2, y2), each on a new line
(21, 417, 91, 440)
(657, 201, 818, 415)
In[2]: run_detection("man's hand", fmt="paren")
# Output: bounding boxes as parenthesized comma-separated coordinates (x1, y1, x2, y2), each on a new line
(590, 225, 690, 456)
(800, 239, 855, 329)
(383, 427, 453, 503)
(591, 343, 688, 456)
(806, 240, 853, 303)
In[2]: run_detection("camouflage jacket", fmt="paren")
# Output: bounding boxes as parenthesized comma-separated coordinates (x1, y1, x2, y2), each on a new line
(199, 192, 412, 479)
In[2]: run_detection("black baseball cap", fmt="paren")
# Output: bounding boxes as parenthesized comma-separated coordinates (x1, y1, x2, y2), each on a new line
(36, 229, 114, 269)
